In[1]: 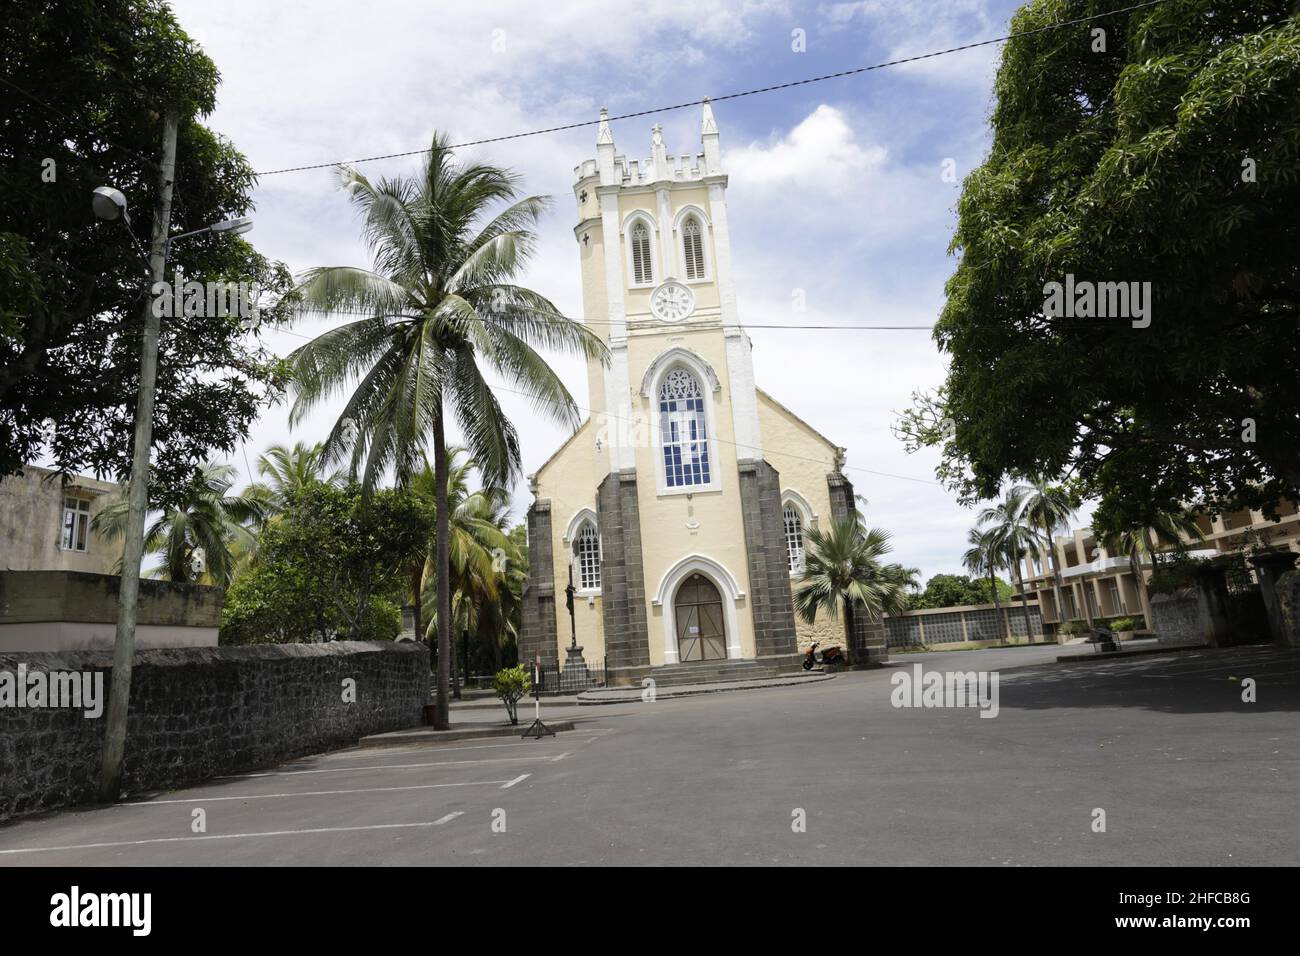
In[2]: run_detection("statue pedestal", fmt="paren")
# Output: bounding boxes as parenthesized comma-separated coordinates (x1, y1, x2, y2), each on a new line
(563, 644, 593, 691)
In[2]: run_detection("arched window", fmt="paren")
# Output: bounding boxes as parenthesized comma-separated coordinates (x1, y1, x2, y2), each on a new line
(659, 368, 711, 488)
(630, 221, 653, 285)
(783, 505, 804, 572)
(682, 216, 705, 280)
(575, 522, 600, 590)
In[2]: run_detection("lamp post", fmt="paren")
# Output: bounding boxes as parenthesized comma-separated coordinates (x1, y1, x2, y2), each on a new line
(93, 109, 254, 801)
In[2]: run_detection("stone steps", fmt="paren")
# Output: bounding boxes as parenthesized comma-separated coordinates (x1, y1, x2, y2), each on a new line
(647, 659, 788, 687)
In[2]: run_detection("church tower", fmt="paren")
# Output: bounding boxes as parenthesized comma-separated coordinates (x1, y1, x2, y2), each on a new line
(522, 103, 869, 687)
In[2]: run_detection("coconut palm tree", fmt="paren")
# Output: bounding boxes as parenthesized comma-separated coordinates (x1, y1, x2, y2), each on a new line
(962, 526, 1011, 640)
(287, 134, 607, 728)
(1096, 508, 1203, 631)
(1013, 476, 1077, 631)
(245, 441, 345, 521)
(793, 518, 915, 665)
(978, 487, 1039, 643)
(94, 462, 264, 586)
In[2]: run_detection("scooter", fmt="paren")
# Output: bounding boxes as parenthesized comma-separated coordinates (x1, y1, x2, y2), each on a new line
(802, 642, 846, 670)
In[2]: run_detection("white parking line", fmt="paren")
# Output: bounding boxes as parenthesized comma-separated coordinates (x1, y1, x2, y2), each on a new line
(500, 774, 530, 789)
(232, 754, 564, 779)
(0, 819, 464, 856)
(432, 812, 464, 825)
(120, 780, 513, 806)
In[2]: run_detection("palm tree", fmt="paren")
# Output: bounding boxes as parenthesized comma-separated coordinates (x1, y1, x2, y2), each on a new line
(793, 517, 915, 665)
(978, 487, 1039, 643)
(1096, 508, 1203, 631)
(1013, 476, 1077, 632)
(287, 135, 607, 729)
(411, 446, 519, 693)
(94, 462, 264, 586)
(245, 441, 344, 521)
(962, 526, 1011, 640)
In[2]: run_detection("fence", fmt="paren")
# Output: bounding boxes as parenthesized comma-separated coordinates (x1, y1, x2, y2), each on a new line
(533, 657, 608, 695)
(884, 602, 1044, 649)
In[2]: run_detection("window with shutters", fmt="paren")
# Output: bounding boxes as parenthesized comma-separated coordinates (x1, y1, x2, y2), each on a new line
(682, 216, 705, 280)
(630, 221, 653, 285)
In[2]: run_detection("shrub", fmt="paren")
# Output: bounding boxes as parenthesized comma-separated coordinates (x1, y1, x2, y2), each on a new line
(493, 665, 531, 725)
(1108, 616, 1138, 632)
(1059, 620, 1089, 636)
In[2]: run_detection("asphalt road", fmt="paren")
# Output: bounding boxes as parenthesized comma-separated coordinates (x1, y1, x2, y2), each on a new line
(1, 644, 1296, 866)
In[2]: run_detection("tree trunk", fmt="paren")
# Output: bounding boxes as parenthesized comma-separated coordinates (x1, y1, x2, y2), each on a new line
(433, 415, 452, 730)
(1045, 520, 1068, 632)
(988, 563, 1009, 642)
(1014, 562, 1033, 644)
(843, 597, 856, 665)
(1132, 550, 1153, 631)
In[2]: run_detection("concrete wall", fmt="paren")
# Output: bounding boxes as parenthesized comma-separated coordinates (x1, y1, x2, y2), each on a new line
(0, 641, 429, 823)
(0, 465, 122, 575)
(0, 570, 221, 652)
(885, 602, 1045, 648)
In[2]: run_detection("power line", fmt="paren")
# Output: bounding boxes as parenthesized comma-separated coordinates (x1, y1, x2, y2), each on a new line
(253, 0, 1169, 177)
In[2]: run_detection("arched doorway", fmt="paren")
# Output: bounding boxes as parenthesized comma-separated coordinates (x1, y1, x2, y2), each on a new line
(674, 573, 727, 661)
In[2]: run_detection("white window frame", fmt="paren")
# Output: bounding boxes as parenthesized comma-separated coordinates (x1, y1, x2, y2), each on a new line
(60, 496, 91, 553)
(622, 212, 658, 289)
(780, 490, 815, 577)
(651, 363, 721, 497)
(574, 522, 602, 593)
(563, 508, 602, 596)
(672, 206, 712, 284)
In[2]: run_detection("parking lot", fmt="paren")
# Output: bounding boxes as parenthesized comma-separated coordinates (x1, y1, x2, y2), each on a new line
(1, 644, 1296, 866)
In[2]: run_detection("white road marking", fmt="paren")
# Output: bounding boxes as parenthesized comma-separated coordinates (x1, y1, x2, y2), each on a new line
(0, 819, 463, 856)
(233, 754, 562, 779)
(551, 752, 572, 763)
(312, 740, 557, 762)
(432, 812, 464, 825)
(120, 780, 512, 806)
(501, 774, 530, 789)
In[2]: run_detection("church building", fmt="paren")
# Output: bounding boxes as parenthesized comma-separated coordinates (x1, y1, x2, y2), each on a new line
(520, 101, 882, 686)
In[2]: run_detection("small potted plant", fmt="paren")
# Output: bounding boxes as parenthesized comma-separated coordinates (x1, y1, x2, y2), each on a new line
(493, 664, 531, 726)
(1109, 616, 1138, 642)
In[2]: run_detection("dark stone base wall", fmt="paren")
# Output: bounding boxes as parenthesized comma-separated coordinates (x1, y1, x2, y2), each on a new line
(0, 641, 428, 823)
(826, 470, 855, 524)
(823, 470, 887, 664)
(738, 459, 799, 660)
(597, 469, 650, 681)
(520, 499, 557, 667)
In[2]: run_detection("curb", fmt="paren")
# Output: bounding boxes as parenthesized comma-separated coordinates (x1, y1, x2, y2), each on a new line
(1055, 644, 1208, 664)
(575, 673, 834, 705)
(356, 719, 577, 748)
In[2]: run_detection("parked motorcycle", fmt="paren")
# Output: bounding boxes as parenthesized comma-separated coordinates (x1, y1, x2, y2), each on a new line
(802, 641, 846, 670)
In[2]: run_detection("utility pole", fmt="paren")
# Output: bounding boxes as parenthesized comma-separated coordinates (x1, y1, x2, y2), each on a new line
(99, 106, 179, 802)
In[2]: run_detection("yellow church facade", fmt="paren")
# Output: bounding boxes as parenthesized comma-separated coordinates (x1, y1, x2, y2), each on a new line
(520, 102, 882, 686)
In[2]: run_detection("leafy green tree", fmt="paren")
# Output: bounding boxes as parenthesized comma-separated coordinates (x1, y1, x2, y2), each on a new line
(93, 461, 263, 585)
(287, 136, 606, 728)
(900, 0, 1300, 533)
(909, 573, 1011, 610)
(793, 518, 915, 663)
(220, 482, 431, 644)
(0, 0, 292, 500)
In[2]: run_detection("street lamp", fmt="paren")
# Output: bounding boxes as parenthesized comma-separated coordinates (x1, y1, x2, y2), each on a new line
(92, 162, 255, 802)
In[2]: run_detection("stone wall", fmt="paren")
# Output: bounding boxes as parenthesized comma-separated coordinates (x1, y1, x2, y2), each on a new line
(1150, 590, 1204, 645)
(0, 640, 428, 823)
(597, 469, 650, 682)
(520, 499, 557, 667)
(737, 459, 799, 665)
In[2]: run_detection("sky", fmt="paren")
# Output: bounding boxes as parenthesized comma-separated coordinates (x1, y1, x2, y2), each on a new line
(162, 0, 1059, 582)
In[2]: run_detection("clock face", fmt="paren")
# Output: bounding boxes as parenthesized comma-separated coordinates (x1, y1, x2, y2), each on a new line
(650, 280, 695, 322)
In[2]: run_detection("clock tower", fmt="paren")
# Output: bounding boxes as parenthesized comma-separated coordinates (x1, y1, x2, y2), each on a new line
(521, 101, 871, 689)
